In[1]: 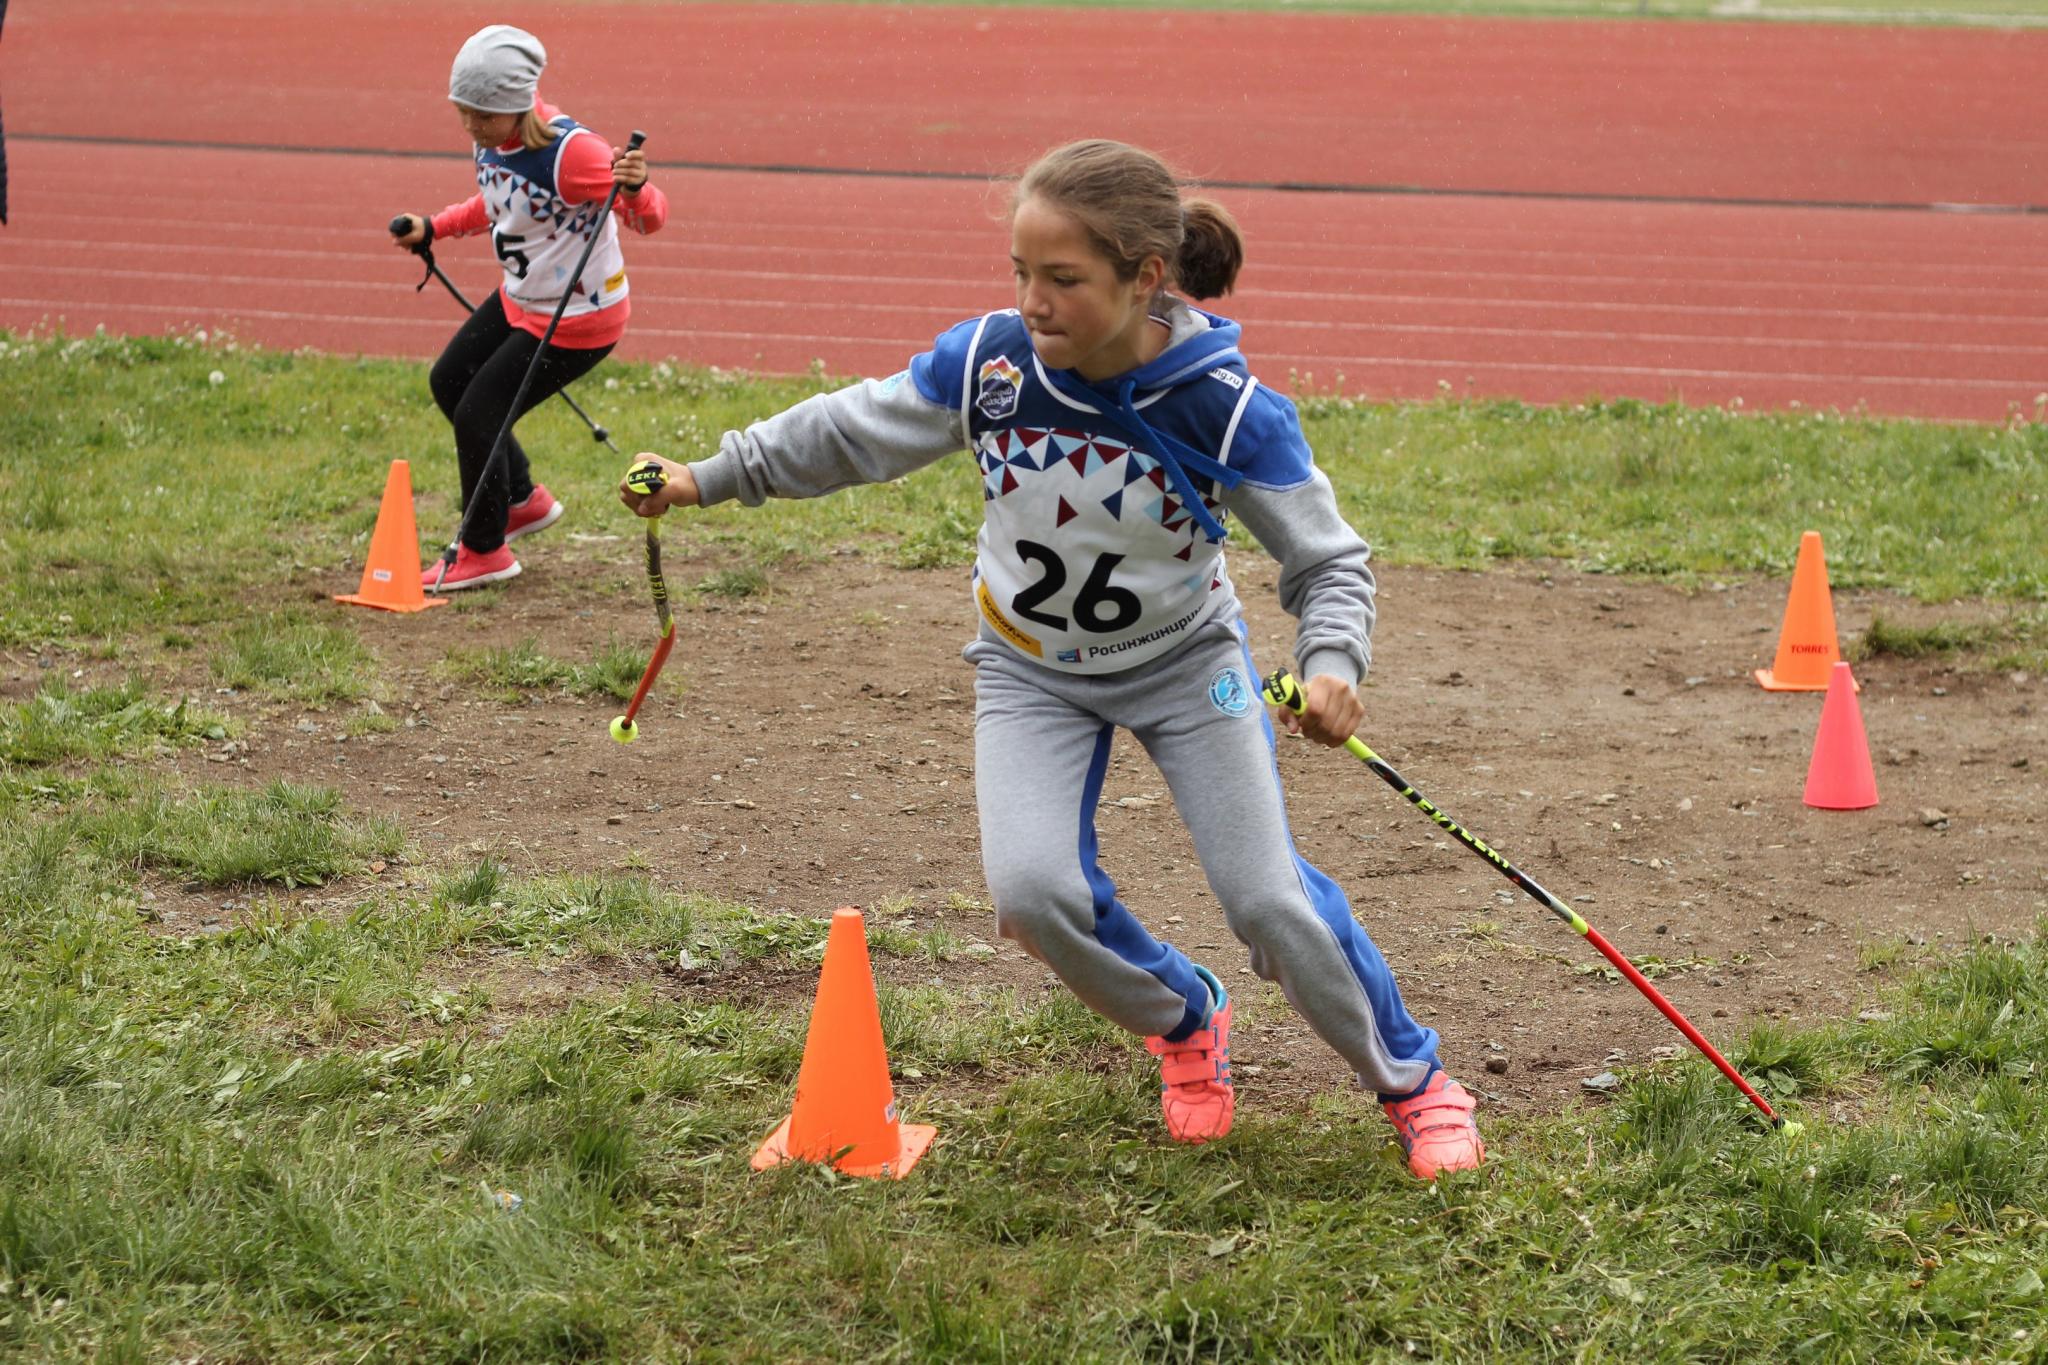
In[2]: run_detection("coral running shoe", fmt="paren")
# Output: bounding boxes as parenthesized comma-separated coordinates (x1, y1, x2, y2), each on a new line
(1383, 1071, 1485, 1180)
(423, 543, 520, 592)
(1144, 964, 1234, 1144)
(504, 485, 564, 541)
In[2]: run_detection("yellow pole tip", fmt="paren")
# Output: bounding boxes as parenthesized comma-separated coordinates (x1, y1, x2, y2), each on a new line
(609, 716, 636, 743)
(1778, 1119, 1805, 1141)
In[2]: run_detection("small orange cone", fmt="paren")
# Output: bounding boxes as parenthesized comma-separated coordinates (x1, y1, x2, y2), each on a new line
(1804, 662, 1879, 810)
(1755, 531, 1841, 691)
(752, 908, 936, 1179)
(334, 460, 447, 613)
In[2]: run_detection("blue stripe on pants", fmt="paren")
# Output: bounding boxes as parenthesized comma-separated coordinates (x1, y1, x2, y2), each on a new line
(1077, 722, 1211, 1042)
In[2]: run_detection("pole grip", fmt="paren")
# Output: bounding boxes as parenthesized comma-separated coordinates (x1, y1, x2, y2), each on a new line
(1261, 670, 1305, 713)
(624, 459, 668, 497)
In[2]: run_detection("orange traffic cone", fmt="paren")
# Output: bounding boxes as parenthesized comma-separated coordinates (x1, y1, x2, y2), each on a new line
(752, 908, 936, 1179)
(1755, 531, 1841, 691)
(335, 460, 447, 613)
(1804, 662, 1878, 810)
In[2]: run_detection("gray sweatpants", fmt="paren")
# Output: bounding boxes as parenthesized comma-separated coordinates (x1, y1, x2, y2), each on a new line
(968, 615, 1441, 1099)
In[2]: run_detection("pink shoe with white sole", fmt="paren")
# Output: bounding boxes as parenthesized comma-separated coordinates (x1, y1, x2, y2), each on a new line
(1144, 965, 1234, 1144)
(423, 543, 520, 592)
(1383, 1071, 1485, 1180)
(504, 485, 564, 541)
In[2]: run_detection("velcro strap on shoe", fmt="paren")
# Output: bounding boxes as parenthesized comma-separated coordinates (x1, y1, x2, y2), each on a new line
(1420, 1086, 1476, 1115)
(1160, 1056, 1222, 1088)
(1391, 1083, 1476, 1135)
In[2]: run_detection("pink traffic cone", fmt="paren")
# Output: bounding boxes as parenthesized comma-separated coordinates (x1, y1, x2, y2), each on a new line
(1803, 662, 1878, 810)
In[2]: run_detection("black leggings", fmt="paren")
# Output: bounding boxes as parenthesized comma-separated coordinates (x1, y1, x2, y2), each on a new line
(429, 289, 614, 553)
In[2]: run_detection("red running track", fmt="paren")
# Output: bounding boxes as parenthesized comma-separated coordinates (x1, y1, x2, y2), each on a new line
(3, 1, 2045, 420)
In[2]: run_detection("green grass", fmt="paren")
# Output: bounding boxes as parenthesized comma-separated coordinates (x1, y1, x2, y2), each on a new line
(2, 763, 2045, 1359)
(1295, 393, 2048, 606)
(1852, 608, 2048, 670)
(437, 636, 659, 703)
(3, 332, 2043, 677)
(3, 331, 2047, 1356)
(211, 609, 377, 704)
(0, 681, 227, 767)
(53, 775, 405, 889)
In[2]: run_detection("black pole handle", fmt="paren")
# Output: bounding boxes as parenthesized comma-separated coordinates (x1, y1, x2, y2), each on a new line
(389, 213, 435, 261)
(626, 130, 647, 151)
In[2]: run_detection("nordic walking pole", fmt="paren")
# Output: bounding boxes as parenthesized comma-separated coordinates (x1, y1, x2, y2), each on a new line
(427, 131, 646, 588)
(609, 458, 676, 743)
(388, 215, 620, 454)
(1262, 669, 1801, 1139)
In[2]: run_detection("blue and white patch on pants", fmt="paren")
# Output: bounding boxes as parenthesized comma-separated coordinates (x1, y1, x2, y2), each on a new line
(1207, 665, 1253, 717)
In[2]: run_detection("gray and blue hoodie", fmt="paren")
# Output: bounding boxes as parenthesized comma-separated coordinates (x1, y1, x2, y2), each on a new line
(689, 302, 1375, 682)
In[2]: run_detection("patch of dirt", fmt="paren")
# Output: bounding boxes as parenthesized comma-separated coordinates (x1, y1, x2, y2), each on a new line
(111, 543, 2047, 1119)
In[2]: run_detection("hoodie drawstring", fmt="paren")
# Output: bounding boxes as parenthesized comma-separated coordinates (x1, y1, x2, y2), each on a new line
(1037, 364, 1246, 544)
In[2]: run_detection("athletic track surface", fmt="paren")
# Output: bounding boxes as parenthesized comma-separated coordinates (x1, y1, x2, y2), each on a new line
(4, 0, 2045, 420)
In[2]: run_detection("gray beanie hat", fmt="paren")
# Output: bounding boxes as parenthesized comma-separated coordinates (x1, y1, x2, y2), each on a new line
(449, 25, 545, 115)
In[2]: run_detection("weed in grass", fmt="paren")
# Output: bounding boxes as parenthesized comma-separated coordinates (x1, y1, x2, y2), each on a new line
(869, 921, 970, 962)
(1917, 1119, 2035, 1224)
(694, 564, 770, 600)
(1735, 1019, 1830, 1098)
(1608, 1065, 1743, 1185)
(575, 639, 653, 702)
(1727, 1158, 1872, 1266)
(440, 636, 656, 703)
(340, 703, 398, 737)
(728, 908, 829, 963)
(435, 857, 508, 910)
(0, 680, 227, 765)
(0, 824, 79, 911)
(1910, 933, 2047, 1012)
(1852, 607, 2048, 672)
(211, 610, 374, 704)
(70, 778, 403, 887)
(438, 637, 572, 698)
(881, 985, 1124, 1072)
(1891, 1002, 2035, 1079)
(565, 1108, 641, 1200)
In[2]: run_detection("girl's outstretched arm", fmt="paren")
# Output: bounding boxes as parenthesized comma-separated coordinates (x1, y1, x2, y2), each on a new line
(685, 371, 964, 509)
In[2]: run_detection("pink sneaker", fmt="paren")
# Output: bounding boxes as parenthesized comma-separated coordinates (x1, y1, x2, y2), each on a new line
(423, 544, 520, 592)
(1144, 965, 1234, 1144)
(504, 485, 564, 541)
(1383, 1071, 1485, 1180)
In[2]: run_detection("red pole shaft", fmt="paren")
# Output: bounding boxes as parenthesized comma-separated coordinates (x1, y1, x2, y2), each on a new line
(1582, 926, 1779, 1124)
(620, 626, 675, 726)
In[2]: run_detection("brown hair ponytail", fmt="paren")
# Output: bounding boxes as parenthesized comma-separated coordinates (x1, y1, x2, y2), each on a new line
(1175, 198, 1243, 301)
(1015, 140, 1245, 301)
